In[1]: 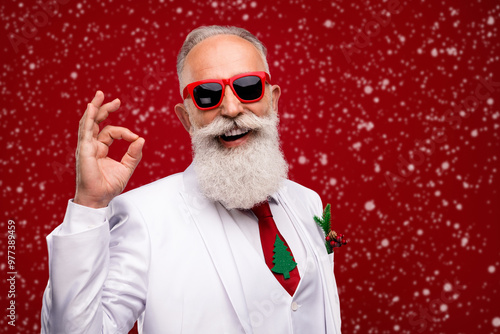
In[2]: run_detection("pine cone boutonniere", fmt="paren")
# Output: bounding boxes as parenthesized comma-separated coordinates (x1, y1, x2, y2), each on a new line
(314, 204, 347, 254)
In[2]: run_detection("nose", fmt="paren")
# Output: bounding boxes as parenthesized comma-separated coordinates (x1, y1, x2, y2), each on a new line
(219, 85, 244, 118)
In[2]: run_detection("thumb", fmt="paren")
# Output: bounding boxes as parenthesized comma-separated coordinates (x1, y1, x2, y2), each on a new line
(121, 137, 145, 170)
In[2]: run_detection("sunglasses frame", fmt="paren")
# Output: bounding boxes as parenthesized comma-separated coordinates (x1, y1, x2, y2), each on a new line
(182, 71, 271, 111)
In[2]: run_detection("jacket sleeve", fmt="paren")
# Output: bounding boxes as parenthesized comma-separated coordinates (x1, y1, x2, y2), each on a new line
(41, 196, 151, 333)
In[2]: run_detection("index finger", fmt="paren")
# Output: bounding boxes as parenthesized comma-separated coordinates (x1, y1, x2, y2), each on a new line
(97, 125, 139, 147)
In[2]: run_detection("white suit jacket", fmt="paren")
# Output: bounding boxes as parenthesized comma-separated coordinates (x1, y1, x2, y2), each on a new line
(41, 165, 342, 333)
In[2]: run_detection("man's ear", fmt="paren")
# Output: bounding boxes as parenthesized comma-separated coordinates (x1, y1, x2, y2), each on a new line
(174, 103, 192, 133)
(271, 85, 281, 112)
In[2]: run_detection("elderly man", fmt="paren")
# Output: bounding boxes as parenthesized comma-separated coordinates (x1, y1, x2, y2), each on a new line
(41, 25, 342, 333)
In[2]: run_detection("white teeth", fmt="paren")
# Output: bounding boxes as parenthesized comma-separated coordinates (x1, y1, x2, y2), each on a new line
(224, 127, 249, 137)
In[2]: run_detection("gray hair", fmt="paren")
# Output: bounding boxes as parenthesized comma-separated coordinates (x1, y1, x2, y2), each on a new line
(176, 25, 270, 93)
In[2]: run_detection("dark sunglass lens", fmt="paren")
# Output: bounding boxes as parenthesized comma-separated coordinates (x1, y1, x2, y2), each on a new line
(233, 76, 262, 101)
(193, 83, 223, 108)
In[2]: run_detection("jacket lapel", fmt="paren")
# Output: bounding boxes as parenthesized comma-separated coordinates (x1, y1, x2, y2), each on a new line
(180, 165, 340, 334)
(180, 165, 254, 334)
(276, 185, 341, 334)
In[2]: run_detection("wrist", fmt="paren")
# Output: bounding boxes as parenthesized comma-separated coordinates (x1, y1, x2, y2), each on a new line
(74, 193, 110, 209)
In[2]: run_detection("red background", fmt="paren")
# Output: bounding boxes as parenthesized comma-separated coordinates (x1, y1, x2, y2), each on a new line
(1, 0, 499, 333)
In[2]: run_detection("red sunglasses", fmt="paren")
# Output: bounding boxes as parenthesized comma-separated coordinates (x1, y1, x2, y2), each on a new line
(182, 71, 271, 111)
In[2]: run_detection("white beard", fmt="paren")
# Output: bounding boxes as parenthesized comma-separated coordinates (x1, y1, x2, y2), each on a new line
(190, 110, 288, 210)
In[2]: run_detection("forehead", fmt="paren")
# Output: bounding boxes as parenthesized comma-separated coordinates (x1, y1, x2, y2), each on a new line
(183, 34, 267, 84)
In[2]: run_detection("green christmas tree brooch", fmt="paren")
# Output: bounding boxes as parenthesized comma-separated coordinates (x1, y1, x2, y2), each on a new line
(271, 235, 297, 279)
(314, 204, 347, 254)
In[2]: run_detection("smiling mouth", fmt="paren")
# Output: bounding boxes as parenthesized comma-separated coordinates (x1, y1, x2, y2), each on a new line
(219, 127, 251, 142)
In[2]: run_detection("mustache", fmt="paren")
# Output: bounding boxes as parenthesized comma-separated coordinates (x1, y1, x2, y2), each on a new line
(193, 112, 276, 138)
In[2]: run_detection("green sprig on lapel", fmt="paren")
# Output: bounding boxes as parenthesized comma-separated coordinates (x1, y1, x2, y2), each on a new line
(314, 204, 333, 254)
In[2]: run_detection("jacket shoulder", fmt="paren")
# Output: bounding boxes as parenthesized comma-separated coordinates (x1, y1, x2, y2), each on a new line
(116, 172, 185, 205)
(281, 179, 322, 206)
(279, 179, 323, 226)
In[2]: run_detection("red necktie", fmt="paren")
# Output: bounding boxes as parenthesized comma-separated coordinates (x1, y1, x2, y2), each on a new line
(251, 201, 300, 296)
